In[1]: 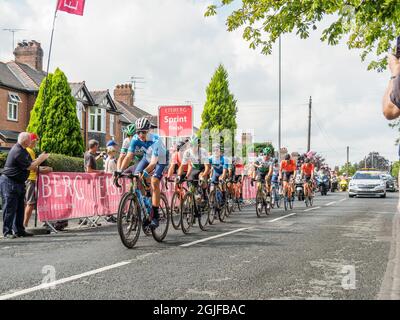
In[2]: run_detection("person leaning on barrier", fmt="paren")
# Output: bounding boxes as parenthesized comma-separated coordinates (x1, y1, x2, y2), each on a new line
(24, 133, 53, 228)
(84, 140, 105, 173)
(0, 132, 49, 239)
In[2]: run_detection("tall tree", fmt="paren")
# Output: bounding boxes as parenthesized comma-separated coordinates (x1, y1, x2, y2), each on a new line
(200, 64, 238, 133)
(205, 0, 400, 70)
(358, 152, 390, 171)
(27, 68, 84, 157)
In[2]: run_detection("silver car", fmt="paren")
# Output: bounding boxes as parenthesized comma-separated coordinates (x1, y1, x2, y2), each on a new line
(349, 171, 386, 198)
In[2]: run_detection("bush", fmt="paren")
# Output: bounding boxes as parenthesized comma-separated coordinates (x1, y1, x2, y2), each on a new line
(0, 152, 7, 169)
(46, 154, 84, 173)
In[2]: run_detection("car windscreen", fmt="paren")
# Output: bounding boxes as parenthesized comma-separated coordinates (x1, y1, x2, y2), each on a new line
(353, 173, 381, 180)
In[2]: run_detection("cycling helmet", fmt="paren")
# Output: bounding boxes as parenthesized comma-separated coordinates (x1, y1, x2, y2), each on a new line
(135, 118, 151, 132)
(285, 154, 291, 161)
(124, 123, 136, 136)
(263, 146, 273, 156)
(304, 158, 310, 164)
(189, 135, 200, 146)
(177, 140, 188, 151)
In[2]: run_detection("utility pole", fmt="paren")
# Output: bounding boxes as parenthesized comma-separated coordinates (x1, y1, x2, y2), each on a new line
(347, 146, 350, 176)
(307, 96, 312, 152)
(129, 76, 145, 105)
(278, 35, 282, 161)
(2, 28, 25, 52)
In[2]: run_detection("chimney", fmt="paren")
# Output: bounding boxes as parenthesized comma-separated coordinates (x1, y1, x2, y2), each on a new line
(14, 40, 44, 71)
(114, 84, 134, 107)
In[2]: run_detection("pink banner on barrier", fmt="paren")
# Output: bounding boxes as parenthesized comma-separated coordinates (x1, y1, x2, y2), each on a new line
(37, 173, 129, 222)
(37, 173, 257, 223)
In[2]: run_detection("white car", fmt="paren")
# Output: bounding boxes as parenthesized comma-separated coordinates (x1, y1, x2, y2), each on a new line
(349, 171, 386, 198)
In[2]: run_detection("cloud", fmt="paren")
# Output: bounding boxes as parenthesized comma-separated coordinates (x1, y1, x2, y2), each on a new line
(0, 0, 397, 166)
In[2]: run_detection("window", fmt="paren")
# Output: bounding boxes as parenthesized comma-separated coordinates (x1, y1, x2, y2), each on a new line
(76, 102, 84, 129)
(7, 102, 18, 121)
(110, 114, 115, 137)
(8, 92, 22, 103)
(89, 107, 106, 133)
(122, 126, 127, 140)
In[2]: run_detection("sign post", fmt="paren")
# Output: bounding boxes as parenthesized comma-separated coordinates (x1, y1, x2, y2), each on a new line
(158, 106, 193, 138)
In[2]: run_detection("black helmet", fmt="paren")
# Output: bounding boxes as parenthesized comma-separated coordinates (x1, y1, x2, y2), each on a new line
(285, 154, 291, 161)
(135, 118, 151, 131)
(305, 158, 310, 164)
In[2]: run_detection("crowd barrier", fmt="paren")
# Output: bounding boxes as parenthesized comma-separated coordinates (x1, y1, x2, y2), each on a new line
(36, 173, 257, 226)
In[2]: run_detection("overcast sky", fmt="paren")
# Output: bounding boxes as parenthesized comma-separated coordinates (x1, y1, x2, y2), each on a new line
(0, 0, 397, 167)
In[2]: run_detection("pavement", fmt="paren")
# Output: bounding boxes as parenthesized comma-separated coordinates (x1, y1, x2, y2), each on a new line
(0, 192, 398, 300)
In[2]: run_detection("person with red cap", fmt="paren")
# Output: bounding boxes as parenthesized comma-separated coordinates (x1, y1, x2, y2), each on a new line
(24, 133, 53, 229)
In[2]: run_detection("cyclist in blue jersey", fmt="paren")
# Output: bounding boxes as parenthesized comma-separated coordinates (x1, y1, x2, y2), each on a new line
(209, 145, 229, 184)
(117, 118, 168, 229)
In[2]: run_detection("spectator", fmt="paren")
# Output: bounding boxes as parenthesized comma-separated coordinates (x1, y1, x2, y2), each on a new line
(383, 54, 400, 120)
(0, 132, 49, 239)
(84, 140, 105, 173)
(104, 146, 117, 174)
(24, 133, 53, 228)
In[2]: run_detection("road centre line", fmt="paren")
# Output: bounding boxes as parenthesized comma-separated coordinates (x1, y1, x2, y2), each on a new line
(304, 206, 321, 212)
(339, 198, 347, 202)
(267, 213, 297, 223)
(325, 201, 336, 206)
(180, 228, 253, 247)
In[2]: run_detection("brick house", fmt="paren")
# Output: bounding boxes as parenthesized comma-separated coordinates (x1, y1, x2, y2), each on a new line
(0, 40, 159, 151)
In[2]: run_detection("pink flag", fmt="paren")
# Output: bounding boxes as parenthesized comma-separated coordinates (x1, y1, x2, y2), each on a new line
(57, 0, 85, 16)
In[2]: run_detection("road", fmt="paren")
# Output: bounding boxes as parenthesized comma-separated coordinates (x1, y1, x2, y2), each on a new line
(0, 192, 398, 300)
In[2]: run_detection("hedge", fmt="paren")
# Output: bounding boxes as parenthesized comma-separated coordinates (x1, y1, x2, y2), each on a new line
(0, 151, 104, 173)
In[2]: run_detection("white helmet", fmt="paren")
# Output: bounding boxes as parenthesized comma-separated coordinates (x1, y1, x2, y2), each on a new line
(135, 118, 151, 131)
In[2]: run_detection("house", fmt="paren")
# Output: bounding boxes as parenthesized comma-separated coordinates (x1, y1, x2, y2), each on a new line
(0, 40, 158, 150)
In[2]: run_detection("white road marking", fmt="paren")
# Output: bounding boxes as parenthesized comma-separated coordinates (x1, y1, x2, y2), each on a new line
(304, 206, 321, 212)
(267, 213, 297, 222)
(0, 260, 132, 301)
(339, 198, 347, 202)
(180, 228, 253, 247)
(325, 202, 336, 207)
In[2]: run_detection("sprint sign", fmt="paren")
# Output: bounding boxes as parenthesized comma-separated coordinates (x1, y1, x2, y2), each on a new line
(158, 106, 193, 137)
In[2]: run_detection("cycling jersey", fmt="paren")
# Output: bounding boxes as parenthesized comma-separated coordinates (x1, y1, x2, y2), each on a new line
(255, 157, 271, 175)
(121, 137, 131, 154)
(280, 159, 296, 172)
(182, 147, 209, 170)
(271, 165, 280, 183)
(171, 151, 188, 172)
(209, 155, 229, 174)
(301, 163, 314, 176)
(128, 133, 166, 162)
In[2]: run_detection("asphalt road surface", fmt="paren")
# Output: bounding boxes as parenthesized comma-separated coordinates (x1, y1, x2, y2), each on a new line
(0, 192, 399, 300)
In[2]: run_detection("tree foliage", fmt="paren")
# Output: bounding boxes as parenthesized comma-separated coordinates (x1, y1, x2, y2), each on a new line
(338, 163, 359, 176)
(254, 142, 275, 156)
(205, 0, 400, 70)
(200, 64, 238, 133)
(391, 160, 400, 177)
(27, 68, 84, 157)
(358, 152, 390, 171)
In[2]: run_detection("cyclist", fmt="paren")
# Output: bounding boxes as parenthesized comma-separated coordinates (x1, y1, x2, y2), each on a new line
(227, 156, 244, 203)
(117, 123, 143, 173)
(279, 153, 297, 198)
(209, 144, 229, 185)
(167, 140, 188, 180)
(254, 148, 273, 188)
(118, 118, 167, 229)
(301, 158, 315, 200)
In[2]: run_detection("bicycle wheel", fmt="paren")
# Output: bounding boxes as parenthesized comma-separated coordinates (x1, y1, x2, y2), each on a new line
(181, 193, 194, 234)
(170, 192, 182, 230)
(264, 194, 271, 215)
(197, 191, 210, 232)
(218, 190, 227, 222)
(151, 193, 170, 242)
(289, 192, 294, 210)
(117, 192, 141, 249)
(208, 190, 217, 225)
(256, 190, 264, 218)
(226, 191, 234, 216)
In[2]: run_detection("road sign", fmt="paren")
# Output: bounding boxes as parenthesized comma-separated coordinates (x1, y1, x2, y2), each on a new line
(158, 105, 193, 138)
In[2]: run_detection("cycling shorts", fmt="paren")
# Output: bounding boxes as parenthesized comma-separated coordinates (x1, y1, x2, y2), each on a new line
(135, 158, 167, 180)
(282, 171, 294, 182)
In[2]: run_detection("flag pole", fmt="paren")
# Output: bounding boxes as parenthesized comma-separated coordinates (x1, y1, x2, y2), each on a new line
(38, 2, 58, 152)
(35, 2, 58, 228)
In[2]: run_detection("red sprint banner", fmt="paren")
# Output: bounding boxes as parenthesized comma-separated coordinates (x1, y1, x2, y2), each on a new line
(37, 173, 128, 222)
(158, 105, 193, 137)
(57, 0, 86, 16)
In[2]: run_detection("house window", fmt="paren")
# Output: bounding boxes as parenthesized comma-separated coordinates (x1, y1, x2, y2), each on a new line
(89, 107, 106, 133)
(7, 92, 21, 122)
(76, 101, 84, 129)
(122, 126, 127, 140)
(110, 114, 115, 137)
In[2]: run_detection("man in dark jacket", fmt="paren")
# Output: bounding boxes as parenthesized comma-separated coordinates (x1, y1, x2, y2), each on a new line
(0, 133, 49, 239)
